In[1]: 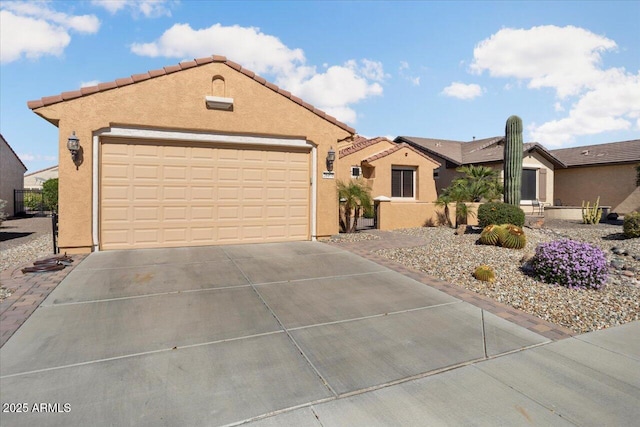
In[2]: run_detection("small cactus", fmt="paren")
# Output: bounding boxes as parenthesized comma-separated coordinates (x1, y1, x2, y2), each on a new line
(582, 197, 602, 224)
(499, 224, 527, 249)
(474, 265, 496, 282)
(478, 224, 505, 246)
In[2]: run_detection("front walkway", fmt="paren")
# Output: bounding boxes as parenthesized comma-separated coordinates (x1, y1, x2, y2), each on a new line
(327, 230, 574, 341)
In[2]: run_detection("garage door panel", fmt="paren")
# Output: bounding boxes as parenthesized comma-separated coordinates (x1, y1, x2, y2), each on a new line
(191, 187, 215, 200)
(191, 167, 214, 180)
(101, 140, 310, 250)
(133, 145, 160, 158)
(133, 165, 159, 179)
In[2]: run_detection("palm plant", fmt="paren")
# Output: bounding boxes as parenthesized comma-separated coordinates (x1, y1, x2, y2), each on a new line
(337, 179, 373, 233)
(454, 165, 503, 202)
(436, 184, 475, 228)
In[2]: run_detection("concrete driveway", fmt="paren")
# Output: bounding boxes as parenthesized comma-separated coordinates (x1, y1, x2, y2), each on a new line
(1, 242, 638, 426)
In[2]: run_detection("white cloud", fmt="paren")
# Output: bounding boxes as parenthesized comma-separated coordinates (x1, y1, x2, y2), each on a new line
(470, 25, 640, 147)
(441, 82, 483, 100)
(91, 0, 173, 18)
(131, 23, 305, 76)
(18, 153, 56, 162)
(130, 23, 384, 124)
(470, 25, 617, 98)
(81, 80, 101, 87)
(529, 71, 640, 146)
(0, 2, 99, 63)
(399, 60, 420, 86)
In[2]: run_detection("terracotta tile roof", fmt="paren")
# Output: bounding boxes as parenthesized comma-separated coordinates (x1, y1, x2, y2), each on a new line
(551, 139, 640, 166)
(0, 134, 27, 172)
(362, 142, 440, 166)
(27, 55, 355, 135)
(339, 136, 391, 158)
(396, 135, 565, 168)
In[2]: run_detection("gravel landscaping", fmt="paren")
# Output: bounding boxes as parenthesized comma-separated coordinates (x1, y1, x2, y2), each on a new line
(377, 222, 639, 334)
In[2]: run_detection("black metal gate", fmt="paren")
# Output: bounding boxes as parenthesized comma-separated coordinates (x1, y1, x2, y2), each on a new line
(52, 212, 59, 254)
(13, 189, 45, 216)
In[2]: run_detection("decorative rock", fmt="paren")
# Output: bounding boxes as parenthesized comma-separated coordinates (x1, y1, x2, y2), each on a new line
(375, 222, 640, 335)
(610, 260, 625, 270)
(607, 212, 619, 221)
(520, 252, 536, 264)
(612, 247, 629, 256)
(622, 271, 635, 277)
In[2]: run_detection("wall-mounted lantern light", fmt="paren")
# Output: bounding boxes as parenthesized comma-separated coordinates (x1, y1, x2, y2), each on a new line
(326, 147, 336, 172)
(67, 131, 80, 162)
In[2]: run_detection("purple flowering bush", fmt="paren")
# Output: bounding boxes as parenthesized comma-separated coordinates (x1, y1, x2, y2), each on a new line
(531, 239, 608, 289)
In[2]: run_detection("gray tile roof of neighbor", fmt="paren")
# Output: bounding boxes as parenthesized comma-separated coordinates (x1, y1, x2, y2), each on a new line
(395, 135, 566, 168)
(550, 139, 640, 167)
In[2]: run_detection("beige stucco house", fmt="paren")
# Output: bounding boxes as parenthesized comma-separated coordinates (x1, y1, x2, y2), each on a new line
(28, 55, 355, 253)
(337, 136, 455, 229)
(0, 134, 27, 217)
(551, 139, 640, 214)
(394, 136, 566, 213)
(24, 165, 58, 189)
(338, 136, 440, 201)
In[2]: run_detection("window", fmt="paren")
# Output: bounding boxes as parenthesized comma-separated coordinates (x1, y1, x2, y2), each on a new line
(392, 168, 415, 198)
(351, 166, 361, 178)
(433, 167, 440, 180)
(521, 169, 537, 201)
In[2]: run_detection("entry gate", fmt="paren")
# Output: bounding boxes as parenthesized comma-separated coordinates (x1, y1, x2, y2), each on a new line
(13, 189, 44, 216)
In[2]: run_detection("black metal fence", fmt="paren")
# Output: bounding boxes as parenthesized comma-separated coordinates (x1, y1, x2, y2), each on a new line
(52, 212, 59, 254)
(13, 189, 44, 216)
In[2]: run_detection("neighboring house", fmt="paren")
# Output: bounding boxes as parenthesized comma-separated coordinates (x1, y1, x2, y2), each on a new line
(394, 136, 566, 210)
(27, 55, 355, 253)
(24, 165, 58, 189)
(338, 136, 440, 201)
(338, 136, 452, 229)
(0, 134, 27, 217)
(551, 139, 640, 213)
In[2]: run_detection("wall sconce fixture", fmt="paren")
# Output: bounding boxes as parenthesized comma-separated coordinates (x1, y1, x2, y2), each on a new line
(326, 147, 336, 172)
(67, 131, 80, 161)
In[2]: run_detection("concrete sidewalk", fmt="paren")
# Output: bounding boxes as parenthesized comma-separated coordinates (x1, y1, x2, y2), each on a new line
(0, 242, 638, 426)
(244, 321, 640, 426)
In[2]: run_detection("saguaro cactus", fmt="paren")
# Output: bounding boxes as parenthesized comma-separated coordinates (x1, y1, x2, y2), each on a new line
(504, 115, 523, 207)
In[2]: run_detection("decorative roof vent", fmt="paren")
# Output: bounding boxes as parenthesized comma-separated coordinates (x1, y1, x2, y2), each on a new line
(581, 150, 590, 155)
(205, 96, 233, 110)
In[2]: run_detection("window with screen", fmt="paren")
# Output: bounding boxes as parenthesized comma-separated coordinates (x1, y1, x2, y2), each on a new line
(351, 166, 361, 178)
(392, 168, 415, 198)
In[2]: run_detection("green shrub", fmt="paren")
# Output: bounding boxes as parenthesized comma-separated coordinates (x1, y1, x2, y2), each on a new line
(624, 212, 640, 238)
(478, 202, 525, 227)
(23, 192, 43, 210)
(42, 178, 59, 212)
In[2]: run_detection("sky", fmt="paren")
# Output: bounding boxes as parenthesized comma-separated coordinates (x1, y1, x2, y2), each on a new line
(1, 0, 639, 173)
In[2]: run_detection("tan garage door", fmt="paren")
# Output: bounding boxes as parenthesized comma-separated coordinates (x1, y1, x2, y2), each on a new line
(100, 138, 310, 250)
